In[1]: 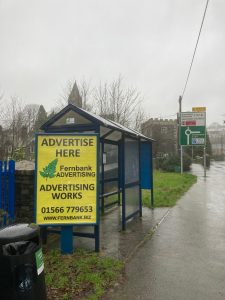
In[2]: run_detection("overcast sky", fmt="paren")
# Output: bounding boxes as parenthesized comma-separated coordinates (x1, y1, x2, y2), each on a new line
(0, 0, 224, 125)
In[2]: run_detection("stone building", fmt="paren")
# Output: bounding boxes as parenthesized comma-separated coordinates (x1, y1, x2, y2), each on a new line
(141, 118, 178, 158)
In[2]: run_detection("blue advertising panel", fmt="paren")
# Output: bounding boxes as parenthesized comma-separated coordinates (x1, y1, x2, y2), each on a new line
(140, 142, 152, 189)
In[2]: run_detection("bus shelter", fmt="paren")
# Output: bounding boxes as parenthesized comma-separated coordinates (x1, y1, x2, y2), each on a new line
(39, 104, 154, 252)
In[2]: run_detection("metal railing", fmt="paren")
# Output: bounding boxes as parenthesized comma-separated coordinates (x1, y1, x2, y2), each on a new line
(0, 160, 15, 227)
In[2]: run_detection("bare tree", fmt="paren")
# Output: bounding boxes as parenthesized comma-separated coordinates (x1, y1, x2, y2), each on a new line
(79, 80, 93, 111)
(55, 76, 145, 131)
(0, 96, 25, 156)
(24, 104, 40, 132)
(0, 89, 4, 104)
(56, 80, 74, 110)
(134, 106, 147, 132)
(93, 75, 143, 128)
(92, 82, 109, 116)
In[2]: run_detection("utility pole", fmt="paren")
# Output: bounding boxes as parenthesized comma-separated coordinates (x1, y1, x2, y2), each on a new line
(179, 96, 183, 174)
(222, 117, 225, 160)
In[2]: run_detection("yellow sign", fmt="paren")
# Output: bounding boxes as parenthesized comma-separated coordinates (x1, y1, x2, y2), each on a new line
(192, 107, 206, 112)
(36, 135, 98, 225)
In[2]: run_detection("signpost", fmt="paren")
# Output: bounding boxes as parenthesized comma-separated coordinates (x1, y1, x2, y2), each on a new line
(179, 110, 207, 177)
(35, 133, 99, 253)
(180, 112, 206, 146)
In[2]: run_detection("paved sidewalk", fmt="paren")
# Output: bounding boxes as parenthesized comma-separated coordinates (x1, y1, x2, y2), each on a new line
(104, 162, 225, 300)
(46, 199, 169, 261)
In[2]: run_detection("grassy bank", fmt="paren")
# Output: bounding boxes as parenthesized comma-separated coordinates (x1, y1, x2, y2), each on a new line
(44, 249, 124, 300)
(142, 171, 197, 207)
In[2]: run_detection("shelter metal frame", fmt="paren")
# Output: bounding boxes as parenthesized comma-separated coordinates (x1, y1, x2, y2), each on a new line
(38, 104, 154, 252)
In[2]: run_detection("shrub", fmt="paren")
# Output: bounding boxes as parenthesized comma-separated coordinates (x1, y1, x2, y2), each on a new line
(155, 154, 191, 172)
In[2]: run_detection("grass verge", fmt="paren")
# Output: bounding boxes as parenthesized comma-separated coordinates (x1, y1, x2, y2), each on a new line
(142, 170, 197, 207)
(44, 249, 124, 300)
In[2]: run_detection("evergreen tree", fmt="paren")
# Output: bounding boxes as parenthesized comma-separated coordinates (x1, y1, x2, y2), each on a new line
(47, 110, 55, 120)
(34, 105, 47, 132)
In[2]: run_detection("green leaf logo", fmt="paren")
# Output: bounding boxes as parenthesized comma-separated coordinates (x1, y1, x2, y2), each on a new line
(40, 159, 58, 180)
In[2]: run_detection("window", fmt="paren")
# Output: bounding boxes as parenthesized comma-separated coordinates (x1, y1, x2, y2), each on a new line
(8, 145, 12, 153)
(161, 126, 167, 134)
(66, 117, 75, 124)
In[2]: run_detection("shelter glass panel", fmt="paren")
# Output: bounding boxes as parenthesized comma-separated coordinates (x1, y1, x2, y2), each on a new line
(104, 144, 118, 180)
(125, 185, 139, 217)
(100, 126, 112, 138)
(104, 181, 118, 194)
(104, 194, 120, 207)
(124, 138, 139, 184)
(105, 131, 122, 141)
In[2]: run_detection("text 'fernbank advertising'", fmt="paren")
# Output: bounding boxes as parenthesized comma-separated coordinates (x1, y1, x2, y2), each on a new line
(36, 135, 98, 225)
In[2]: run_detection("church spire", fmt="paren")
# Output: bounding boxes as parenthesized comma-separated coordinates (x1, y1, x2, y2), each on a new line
(68, 81, 82, 108)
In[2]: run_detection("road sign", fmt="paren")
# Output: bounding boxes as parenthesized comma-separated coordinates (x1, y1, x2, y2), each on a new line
(192, 107, 206, 112)
(180, 112, 206, 146)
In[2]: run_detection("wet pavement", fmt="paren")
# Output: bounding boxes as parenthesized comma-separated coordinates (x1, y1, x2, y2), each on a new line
(100, 206, 169, 260)
(46, 204, 169, 261)
(103, 162, 225, 300)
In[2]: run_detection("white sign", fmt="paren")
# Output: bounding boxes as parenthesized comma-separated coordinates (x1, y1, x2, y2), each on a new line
(181, 112, 206, 127)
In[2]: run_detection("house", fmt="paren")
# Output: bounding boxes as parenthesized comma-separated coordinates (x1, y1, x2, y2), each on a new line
(207, 122, 225, 157)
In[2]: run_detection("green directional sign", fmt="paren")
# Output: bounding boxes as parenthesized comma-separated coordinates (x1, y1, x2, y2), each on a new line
(180, 112, 206, 146)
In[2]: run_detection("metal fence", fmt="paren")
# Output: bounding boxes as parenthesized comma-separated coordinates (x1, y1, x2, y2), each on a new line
(0, 160, 15, 227)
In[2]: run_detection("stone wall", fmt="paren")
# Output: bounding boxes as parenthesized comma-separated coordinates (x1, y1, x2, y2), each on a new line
(15, 170, 35, 223)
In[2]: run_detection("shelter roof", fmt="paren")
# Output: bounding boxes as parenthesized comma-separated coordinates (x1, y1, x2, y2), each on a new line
(40, 104, 154, 142)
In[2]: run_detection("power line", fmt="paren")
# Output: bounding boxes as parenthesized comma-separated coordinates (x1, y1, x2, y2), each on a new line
(181, 0, 210, 98)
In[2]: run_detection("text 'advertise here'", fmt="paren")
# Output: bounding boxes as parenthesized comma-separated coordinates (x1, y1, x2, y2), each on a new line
(35, 135, 98, 225)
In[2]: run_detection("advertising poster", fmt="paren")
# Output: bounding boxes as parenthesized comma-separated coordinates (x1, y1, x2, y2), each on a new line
(35, 134, 98, 225)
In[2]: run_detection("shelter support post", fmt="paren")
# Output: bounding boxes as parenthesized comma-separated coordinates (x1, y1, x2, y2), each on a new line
(151, 189, 154, 207)
(138, 139, 142, 217)
(61, 225, 73, 254)
(94, 225, 100, 252)
(40, 226, 48, 245)
(121, 136, 126, 231)
(151, 143, 154, 207)
(101, 141, 105, 214)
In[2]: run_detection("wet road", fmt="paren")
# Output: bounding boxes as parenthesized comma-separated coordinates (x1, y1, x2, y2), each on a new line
(105, 162, 225, 300)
